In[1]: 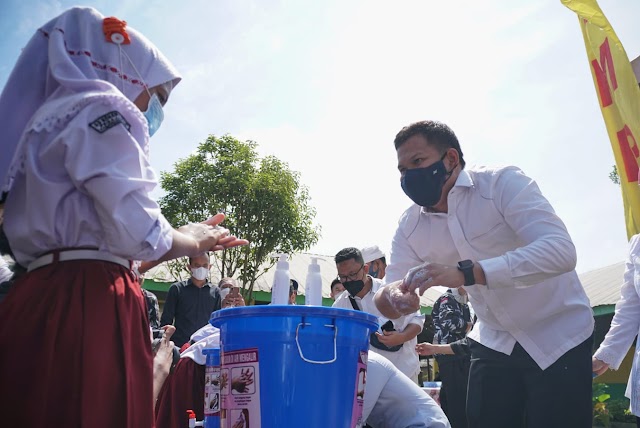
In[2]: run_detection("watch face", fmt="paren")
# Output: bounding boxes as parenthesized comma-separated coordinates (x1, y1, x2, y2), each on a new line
(459, 260, 473, 269)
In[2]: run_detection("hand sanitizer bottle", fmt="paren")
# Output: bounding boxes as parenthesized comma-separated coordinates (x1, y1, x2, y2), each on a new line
(305, 257, 323, 306)
(271, 254, 290, 305)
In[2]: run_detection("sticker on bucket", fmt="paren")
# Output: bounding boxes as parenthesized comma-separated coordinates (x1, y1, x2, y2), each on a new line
(204, 364, 221, 417)
(351, 351, 368, 427)
(221, 348, 261, 428)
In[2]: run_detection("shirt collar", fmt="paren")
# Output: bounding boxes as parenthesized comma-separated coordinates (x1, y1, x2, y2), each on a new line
(187, 279, 210, 288)
(454, 169, 473, 188)
(420, 169, 474, 215)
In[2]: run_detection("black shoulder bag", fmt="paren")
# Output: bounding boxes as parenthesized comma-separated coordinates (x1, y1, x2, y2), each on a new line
(348, 296, 402, 352)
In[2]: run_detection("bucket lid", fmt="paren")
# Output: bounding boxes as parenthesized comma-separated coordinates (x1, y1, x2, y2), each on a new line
(210, 305, 378, 329)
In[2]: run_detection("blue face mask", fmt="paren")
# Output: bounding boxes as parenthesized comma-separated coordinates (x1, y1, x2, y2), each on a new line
(143, 93, 164, 137)
(368, 263, 379, 278)
(401, 153, 454, 207)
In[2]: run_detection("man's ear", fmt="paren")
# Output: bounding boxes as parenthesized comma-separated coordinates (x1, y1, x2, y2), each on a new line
(445, 147, 460, 169)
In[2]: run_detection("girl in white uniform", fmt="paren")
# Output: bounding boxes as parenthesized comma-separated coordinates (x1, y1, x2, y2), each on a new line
(0, 7, 246, 428)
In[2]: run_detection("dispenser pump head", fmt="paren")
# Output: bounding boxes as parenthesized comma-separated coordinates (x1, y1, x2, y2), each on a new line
(275, 253, 289, 269)
(309, 257, 320, 273)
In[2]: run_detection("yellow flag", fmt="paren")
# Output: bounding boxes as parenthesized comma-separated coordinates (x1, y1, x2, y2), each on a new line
(563, 0, 640, 238)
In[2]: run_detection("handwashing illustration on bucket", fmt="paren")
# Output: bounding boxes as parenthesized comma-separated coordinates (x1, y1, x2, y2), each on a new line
(203, 348, 221, 428)
(210, 305, 378, 428)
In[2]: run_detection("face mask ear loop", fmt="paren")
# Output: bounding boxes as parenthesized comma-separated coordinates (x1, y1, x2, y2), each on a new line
(117, 44, 126, 94)
(120, 49, 153, 100)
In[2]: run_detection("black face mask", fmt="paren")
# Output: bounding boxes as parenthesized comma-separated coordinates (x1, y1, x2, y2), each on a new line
(401, 153, 455, 207)
(343, 279, 365, 297)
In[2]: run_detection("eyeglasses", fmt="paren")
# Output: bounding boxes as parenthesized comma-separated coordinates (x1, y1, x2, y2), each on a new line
(337, 265, 364, 282)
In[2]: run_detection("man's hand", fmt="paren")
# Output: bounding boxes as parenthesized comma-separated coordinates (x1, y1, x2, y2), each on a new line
(415, 342, 455, 356)
(416, 342, 438, 356)
(373, 282, 420, 319)
(375, 330, 407, 347)
(402, 263, 465, 295)
(592, 357, 610, 377)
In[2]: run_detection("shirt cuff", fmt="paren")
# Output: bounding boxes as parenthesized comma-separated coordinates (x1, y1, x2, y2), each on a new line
(478, 256, 512, 290)
(593, 346, 625, 371)
(450, 340, 470, 357)
(140, 215, 173, 261)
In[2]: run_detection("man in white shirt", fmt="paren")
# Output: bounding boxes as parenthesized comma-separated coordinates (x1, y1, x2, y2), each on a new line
(375, 120, 594, 428)
(333, 247, 425, 382)
(361, 352, 450, 428)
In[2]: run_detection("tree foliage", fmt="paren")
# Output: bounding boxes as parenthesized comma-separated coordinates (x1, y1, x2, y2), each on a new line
(609, 165, 620, 185)
(159, 134, 320, 301)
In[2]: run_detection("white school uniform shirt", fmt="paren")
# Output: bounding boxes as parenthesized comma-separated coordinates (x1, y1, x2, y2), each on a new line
(385, 166, 594, 370)
(593, 234, 640, 415)
(333, 277, 425, 380)
(3, 92, 173, 266)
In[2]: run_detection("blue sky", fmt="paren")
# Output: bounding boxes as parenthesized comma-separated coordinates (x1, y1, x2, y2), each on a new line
(2, 0, 640, 273)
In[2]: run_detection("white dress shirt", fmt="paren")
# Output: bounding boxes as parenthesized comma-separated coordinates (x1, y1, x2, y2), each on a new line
(334, 277, 425, 379)
(593, 234, 640, 415)
(361, 351, 450, 428)
(4, 94, 173, 266)
(384, 166, 594, 370)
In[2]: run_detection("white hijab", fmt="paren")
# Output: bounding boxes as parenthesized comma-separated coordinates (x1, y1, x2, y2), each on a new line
(181, 325, 221, 365)
(0, 6, 181, 196)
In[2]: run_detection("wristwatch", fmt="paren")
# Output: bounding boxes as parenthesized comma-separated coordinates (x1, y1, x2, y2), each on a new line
(457, 260, 475, 286)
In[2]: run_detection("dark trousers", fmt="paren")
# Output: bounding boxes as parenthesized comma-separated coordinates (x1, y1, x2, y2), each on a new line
(437, 355, 470, 428)
(466, 336, 593, 428)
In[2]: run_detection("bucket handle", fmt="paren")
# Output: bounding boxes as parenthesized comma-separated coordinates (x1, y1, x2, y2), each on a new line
(295, 322, 337, 364)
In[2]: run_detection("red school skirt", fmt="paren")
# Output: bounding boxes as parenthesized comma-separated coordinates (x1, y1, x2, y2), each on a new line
(0, 259, 154, 428)
(155, 357, 205, 428)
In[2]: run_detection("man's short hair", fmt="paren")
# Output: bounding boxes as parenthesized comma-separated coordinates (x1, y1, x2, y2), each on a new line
(394, 120, 465, 168)
(330, 278, 343, 292)
(289, 279, 299, 295)
(188, 252, 209, 266)
(334, 247, 364, 265)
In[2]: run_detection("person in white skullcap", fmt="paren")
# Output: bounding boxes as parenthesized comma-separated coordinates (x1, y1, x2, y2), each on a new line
(361, 245, 387, 279)
(0, 7, 247, 428)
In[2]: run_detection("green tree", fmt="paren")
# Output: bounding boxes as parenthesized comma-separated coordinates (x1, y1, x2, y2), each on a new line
(609, 165, 620, 185)
(159, 134, 320, 302)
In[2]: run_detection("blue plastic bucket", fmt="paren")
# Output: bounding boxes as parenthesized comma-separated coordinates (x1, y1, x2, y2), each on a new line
(203, 348, 221, 428)
(210, 305, 377, 428)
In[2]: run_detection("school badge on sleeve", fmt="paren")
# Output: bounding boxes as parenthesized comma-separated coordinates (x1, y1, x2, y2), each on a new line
(89, 111, 131, 133)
